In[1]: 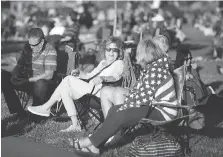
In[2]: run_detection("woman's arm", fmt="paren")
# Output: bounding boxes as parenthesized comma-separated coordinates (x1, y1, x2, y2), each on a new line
(80, 61, 105, 79)
(90, 60, 124, 86)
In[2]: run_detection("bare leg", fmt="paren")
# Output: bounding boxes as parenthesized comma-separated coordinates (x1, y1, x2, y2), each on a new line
(100, 86, 116, 118)
(100, 86, 129, 118)
(112, 87, 129, 105)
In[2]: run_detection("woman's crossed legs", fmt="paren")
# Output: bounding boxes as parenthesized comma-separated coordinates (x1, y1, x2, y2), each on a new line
(28, 76, 94, 132)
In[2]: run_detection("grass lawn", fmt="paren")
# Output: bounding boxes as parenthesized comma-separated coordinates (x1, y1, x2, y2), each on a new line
(1, 24, 223, 156)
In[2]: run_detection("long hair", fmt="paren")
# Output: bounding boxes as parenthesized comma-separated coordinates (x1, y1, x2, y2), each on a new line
(136, 39, 165, 67)
(153, 35, 170, 53)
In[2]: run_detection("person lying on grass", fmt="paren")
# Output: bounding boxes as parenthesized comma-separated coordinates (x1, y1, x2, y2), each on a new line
(68, 38, 178, 155)
(27, 36, 124, 132)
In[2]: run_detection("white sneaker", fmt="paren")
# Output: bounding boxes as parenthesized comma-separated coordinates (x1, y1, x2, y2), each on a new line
(105, 136, 115, 144)
(27, 106, 50, 117)
(207, 86, 215, 94)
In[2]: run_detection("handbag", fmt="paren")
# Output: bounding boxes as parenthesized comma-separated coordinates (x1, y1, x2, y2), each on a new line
(128, 130, 183, 157)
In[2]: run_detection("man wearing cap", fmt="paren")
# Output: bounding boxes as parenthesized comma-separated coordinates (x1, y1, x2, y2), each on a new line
(1, 28, 57, 119)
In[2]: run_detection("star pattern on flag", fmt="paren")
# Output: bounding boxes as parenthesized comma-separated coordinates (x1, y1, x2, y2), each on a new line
(117, 56, 171, 112)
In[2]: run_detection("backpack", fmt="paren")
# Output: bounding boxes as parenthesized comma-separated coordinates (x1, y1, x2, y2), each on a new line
(181, 52, 209, 129)
(183, 65, 209, 106)
(127, 130, 184, 157)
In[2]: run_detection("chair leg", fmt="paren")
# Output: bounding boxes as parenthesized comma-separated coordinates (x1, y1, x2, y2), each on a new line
(74, 101, 88, 131)
(23, 94, 31, 109)
(93, 122, 101, 130)
(15, 90, 31, 110)
(184, 134, 191, 155)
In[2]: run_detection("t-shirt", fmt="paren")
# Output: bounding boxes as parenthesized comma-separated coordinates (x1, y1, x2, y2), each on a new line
(17, 42, 57, 77)
(87, 59, 124, 96)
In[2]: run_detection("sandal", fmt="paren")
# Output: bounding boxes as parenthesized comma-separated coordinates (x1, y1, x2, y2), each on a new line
(69, 138, 81, 150)
(68, 138, 100, 156)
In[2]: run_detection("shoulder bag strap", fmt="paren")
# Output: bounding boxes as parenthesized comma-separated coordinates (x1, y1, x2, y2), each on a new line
(87, 60, 116, 82)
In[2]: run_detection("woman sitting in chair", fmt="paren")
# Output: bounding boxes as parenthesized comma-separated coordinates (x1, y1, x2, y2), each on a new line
(68, 38, 178, 155)
(28, 36, 124, 132)
(101, 34, 171, 118)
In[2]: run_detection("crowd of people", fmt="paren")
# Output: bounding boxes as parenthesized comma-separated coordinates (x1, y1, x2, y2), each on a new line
(2, 1, 223, 156)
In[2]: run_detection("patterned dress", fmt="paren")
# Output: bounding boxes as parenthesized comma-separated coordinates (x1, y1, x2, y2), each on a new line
(118, 56, 177, 120)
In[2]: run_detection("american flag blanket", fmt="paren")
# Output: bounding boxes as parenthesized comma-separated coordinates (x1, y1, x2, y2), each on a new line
(118, 56, 177, 120)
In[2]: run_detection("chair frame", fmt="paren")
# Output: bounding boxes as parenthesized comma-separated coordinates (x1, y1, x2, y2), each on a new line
(119, 62, 200, 154)
(140, 61, 208, 154)
(51, 42, 138, 131)
(50, 41, 103, 130)
(15, 90, 31, 110)
(73, 46, 138, 131)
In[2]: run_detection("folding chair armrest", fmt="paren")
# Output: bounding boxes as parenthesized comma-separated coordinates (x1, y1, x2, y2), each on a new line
(140, 115, 189, 127)
(152, 101, 191, 110)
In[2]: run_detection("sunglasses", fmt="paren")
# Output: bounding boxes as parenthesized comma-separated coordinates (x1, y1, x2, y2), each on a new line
(29, 38, 43, 47)
(105, 48, 120, 53)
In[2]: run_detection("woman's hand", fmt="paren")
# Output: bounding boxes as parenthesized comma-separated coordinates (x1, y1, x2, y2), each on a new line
(70, 69, 80, 77)
(91, 76, 103, 85)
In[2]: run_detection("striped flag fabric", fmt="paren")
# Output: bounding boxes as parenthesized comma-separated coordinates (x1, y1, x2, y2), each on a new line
(154, 73, 178, 121)
(117, 56, 178, 118)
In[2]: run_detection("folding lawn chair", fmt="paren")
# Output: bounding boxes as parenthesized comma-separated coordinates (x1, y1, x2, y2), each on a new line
(50, 45, 81, 116)
(15, 90, 31, 110)
(137, 62, 206, 154)
(108, 59, 206, 155)
(52, 40, 138, 131)
(50, 41, 104, 130)
(12, 53, 32, 110)
(73, 45, 138, 131)
(75, 78, 124, 131)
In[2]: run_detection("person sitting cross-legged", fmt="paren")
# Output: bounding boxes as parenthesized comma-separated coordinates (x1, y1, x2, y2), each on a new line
(67, 38, 178, 155)
(27, 36, 125, 132)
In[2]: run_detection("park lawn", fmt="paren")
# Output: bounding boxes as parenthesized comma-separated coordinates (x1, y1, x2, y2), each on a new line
(1, 95, 223, 157)
(1, 57, 223, 157)
(2, 24, 223, 156)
